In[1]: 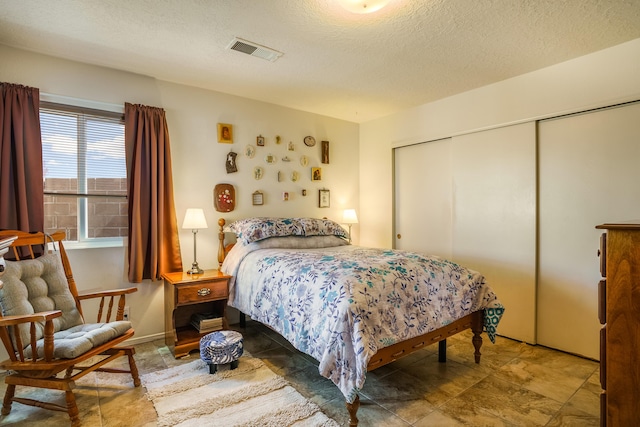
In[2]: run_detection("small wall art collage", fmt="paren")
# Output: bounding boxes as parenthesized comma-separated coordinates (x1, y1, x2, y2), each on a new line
(215, 123, 331, 211)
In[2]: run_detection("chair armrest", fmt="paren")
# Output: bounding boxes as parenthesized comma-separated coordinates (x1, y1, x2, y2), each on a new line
(76, 287, 138, 301)
(0, 310, 61, 362)
(76, 287, 138, 322)
(0, 310, 62, 327)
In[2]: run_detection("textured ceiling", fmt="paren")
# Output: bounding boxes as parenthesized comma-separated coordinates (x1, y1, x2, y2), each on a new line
(1, 0, 640, 123)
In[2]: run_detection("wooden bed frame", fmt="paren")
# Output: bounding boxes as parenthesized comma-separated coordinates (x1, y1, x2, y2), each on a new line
(217, 218, 484, 426)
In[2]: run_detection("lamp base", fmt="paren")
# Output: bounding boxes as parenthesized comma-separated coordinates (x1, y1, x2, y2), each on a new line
(187, 262, 203, 275)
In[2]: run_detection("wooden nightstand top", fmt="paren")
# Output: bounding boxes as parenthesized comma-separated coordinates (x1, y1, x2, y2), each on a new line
(162, 269, 231, 285)
(596, 221, 640, 230)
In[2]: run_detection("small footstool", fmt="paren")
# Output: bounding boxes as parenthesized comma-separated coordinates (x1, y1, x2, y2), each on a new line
(199, 330, 244, 374)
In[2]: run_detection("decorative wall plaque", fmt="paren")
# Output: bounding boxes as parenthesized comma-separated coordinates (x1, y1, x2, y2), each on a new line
(214, 183, 235, 212)
(226, 151, 237, 173)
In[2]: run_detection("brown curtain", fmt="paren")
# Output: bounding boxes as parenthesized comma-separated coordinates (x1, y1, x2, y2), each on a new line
(0, 83, 44, 232)
(125, 103, 182, 282)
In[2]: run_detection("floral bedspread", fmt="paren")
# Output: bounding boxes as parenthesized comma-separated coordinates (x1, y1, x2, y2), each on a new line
(222, 243, 504, 403)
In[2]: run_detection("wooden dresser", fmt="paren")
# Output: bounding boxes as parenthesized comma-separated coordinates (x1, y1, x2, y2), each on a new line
(596, 222, 640, 427)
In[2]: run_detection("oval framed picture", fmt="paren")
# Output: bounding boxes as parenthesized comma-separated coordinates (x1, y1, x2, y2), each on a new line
(304, 136, 316, 147)
(300, 155, 309, 167)
(245, 145, 255, 158)
(254, 166, 264, 180)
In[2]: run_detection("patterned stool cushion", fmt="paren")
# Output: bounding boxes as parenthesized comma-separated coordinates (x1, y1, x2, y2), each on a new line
(200, 330, 244, 365)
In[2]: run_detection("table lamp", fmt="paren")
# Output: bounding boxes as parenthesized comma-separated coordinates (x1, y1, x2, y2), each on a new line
(342, 209, 358, 243)
(182, 208, 208, 274)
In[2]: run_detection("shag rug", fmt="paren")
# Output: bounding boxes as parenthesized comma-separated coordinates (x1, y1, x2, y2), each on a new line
(141, 353, 339, 427)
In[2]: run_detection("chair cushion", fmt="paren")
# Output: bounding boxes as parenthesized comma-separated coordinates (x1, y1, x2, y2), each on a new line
(25, 321, 133, 359)
(1, 253, 83, 350)
(0, 252, 133, 360)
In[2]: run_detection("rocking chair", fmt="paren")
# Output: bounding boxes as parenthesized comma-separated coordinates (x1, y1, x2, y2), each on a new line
(0, 230, 140, 426)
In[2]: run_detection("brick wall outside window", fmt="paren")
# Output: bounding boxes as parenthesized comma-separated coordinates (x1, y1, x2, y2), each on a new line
(44, 178, 128, 240)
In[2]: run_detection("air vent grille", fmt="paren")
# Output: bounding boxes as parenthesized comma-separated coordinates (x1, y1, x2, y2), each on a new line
(227, 37, 283, 62)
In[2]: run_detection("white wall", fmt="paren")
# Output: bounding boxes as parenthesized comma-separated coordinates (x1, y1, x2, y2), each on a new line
(0, 44, 359, 344)
(360, 38, 640, 249)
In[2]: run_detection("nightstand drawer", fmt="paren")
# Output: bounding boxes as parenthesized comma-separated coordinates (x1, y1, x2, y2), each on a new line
(177, 280, 227, 305)
(598, 280, 606, 325)
(600, 325, 606, 390)
(599, 232, 607, 277)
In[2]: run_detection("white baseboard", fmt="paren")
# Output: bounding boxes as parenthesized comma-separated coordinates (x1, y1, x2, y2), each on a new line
(124, 332, 166, 346)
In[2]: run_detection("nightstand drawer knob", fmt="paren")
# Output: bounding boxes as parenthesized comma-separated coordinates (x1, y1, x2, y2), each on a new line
(197, 288, 211, 297)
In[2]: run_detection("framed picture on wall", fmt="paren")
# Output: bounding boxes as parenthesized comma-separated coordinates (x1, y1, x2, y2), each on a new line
(321, 140, 329, 164)
(319, 189, 330, 208)
(252, 191, 264, 205)
(311, 167, 322, 181)
(218, 123, 233, 143)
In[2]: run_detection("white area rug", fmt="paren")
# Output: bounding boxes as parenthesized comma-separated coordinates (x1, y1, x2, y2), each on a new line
(141, 354, 339, 427)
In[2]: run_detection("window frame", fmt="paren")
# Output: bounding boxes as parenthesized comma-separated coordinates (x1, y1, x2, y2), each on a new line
(40, 95, 127, 249)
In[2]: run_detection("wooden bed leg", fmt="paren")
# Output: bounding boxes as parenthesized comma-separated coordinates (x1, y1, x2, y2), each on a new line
(472, 312, 484, 363)
(438, 339, 447, 362)
(239, 312, 246, 328)
(346, 394, 360, 427)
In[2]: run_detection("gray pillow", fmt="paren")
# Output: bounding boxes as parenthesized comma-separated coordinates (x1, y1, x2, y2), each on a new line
(0, 253, 84, 348)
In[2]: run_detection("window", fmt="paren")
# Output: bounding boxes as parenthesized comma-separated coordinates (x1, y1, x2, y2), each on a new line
(41, 102, 127, 243)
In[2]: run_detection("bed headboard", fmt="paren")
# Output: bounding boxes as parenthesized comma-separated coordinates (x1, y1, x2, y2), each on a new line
(218, 218, 226, 264)
(217, 218, 236, 264)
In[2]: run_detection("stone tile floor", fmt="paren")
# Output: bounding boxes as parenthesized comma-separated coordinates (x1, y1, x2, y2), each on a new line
(0, 320, 600, 426)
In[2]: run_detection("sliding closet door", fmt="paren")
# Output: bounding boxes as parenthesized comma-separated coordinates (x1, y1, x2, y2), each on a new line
(452, 123, 537, 343)
(538, 102, 640, 359)
(394, 126, 536, 343)
(393, 138, 452, 259)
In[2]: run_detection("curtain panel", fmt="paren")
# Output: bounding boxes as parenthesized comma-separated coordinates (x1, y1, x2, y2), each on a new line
(0, 83, 44, 232)
(125, 103, 182, 282)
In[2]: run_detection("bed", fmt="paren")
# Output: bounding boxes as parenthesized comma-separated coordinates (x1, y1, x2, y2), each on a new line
(218, 217, 504, 426)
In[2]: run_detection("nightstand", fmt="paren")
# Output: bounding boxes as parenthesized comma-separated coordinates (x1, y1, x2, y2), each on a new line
(162, 269, 232, 358)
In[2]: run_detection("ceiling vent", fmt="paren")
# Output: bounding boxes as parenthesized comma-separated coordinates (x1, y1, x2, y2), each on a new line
(227, 37, 283, 62)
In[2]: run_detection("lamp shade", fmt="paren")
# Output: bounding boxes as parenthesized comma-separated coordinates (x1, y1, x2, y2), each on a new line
(182, 208, 208, 229)
(337, 0, 390, 14)
(342, 209, 359, 224)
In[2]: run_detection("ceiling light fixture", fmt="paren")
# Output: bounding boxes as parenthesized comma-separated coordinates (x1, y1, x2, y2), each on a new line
(337, 0, 391, 14)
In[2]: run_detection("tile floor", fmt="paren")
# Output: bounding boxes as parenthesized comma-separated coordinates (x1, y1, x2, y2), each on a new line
(0, 320, 600, 426)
